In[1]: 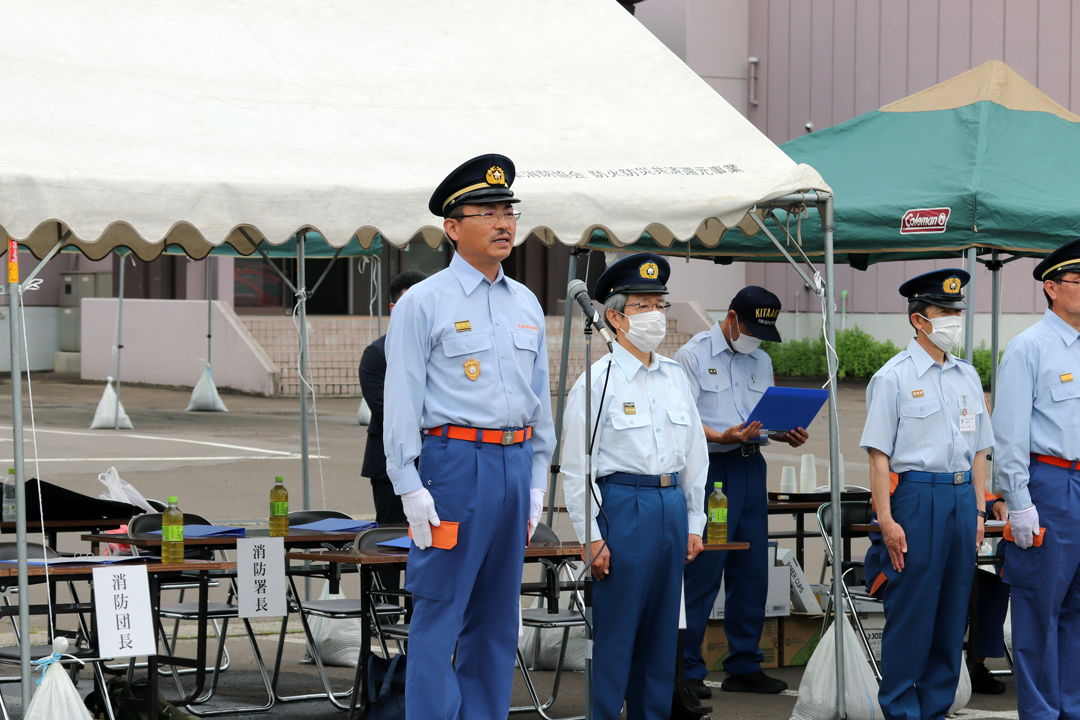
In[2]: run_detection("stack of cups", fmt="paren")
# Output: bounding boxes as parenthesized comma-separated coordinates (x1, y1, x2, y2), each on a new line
(800, 454, 817, 493)
(780, 466, 798, 494)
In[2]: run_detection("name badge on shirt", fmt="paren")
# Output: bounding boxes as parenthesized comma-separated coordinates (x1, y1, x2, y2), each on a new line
(708, 368, 717, 375)
(455, 320, 472, 332)
(912, 389, 924, 398)
(1062, 373, 1074, 383)
(623, 402, 636, 415)
(959, 394, 976, 432)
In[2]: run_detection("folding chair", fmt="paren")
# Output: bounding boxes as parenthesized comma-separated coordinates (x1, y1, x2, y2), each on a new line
(510, 523, 586, 720)
(817, 501, 883, 680)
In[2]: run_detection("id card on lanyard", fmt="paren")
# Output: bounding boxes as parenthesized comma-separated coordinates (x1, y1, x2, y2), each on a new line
(959, 394, 976, 432)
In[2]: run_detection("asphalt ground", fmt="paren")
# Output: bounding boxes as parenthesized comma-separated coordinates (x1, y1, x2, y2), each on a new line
(0, 373, 1018, 718)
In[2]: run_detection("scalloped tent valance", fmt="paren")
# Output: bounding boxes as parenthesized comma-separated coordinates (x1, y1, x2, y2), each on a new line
(0, 0, 828, 261)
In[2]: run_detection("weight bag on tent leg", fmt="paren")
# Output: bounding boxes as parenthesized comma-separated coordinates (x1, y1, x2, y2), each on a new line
(25, 639, 93, 720)
(186, 365, 228, 412)
(790, 616, 883, 720)
(357, 397, 372, 425)
(90, 378, 133, 429)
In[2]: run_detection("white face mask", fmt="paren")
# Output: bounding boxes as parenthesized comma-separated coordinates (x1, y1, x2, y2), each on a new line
(918, 313, 963, 352)
(730, 322, 761, 354)
(619, 310, 667, 354)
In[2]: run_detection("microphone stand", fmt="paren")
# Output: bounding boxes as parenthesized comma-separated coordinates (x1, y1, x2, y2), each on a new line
(582, 314, 595, 720)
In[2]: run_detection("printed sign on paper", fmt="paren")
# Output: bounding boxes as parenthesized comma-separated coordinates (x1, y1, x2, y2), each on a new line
(93, 565, 156, 658)
(236, 536, 287, 618)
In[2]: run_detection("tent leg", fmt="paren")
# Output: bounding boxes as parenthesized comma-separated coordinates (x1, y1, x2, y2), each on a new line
(207, 259, 213, 366)
(7, 263, 32, 709)
(964, 247, 977, 363)
(989, 252, 1001, 412)
(298, 234, 310, 513)
(822, 195, 846, 719)
(545, 249, 582, 528)
(376, 258, 383, 337)
(115, 255, 126, 430)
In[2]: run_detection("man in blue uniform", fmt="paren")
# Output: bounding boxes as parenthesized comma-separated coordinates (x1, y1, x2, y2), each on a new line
(994, 237, 1080, 719)
(676, 286, 808, 697)
(383, 154, 555, 720)
(562, 252, 709, 720)
(860, 269, 992, 720)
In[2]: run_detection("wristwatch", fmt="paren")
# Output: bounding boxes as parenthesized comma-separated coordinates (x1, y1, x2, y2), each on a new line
(976, 509, 987, 519)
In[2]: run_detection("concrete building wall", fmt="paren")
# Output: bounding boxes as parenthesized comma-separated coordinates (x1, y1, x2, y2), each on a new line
(0, 307, 60, 371)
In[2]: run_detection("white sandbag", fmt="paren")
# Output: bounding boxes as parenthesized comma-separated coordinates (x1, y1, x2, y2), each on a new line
(186, 365, 228, 412)
(98, 467, 155, 514)
(949, 653, 971, 714)
(302, 580, 365, 668)
(24, 638, 92, 720)
(791, 617, 883, 720)
(357, 397, 372, 425)
(90, 378, 133, 430)
(517, 597, 588, 672)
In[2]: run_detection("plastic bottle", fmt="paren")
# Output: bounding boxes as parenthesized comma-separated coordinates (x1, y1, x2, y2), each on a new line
(2, 470, 16, 522)
(161, 496, 185, 564)
(706, 482, 728, 544)
(270, 476, 289, 537)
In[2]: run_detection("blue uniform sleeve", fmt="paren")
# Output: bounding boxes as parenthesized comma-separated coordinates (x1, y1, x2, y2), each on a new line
(529, 316, 556, 491)
(860, 370, 899, 458)
(674, 341, 702, 405)
(382, 292, 431, 495)
(993, 340, 1036, 510)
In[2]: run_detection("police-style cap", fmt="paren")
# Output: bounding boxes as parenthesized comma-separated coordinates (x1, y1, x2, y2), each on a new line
(593, 252, 670, 303)
(1033, 238, 1080, 281)
(898, 268, 969, 310)
(428, 154, 519, 217)
(730, 286, 782, 343)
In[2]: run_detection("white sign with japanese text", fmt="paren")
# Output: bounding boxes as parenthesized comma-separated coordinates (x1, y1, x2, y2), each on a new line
(236, 536, 287, 618)
(92, 564, 156, 658)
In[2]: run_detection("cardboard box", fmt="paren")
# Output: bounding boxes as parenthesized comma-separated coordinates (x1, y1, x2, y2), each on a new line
(702, 617, 778, 671)
(779, 613, 824, 666)
(854, 612, 885, 663)
(776, 548, 823, 614)
(711, 566, 791, 620)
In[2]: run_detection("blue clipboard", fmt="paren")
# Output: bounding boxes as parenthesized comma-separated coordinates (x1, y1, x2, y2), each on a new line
(744, 386, 829, 434)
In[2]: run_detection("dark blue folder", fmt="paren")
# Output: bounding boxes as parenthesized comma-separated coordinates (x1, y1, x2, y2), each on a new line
(745, 386, 829, 434)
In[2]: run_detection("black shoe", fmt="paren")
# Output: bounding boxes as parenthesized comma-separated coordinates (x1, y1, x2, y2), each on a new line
(721, 670, 788, 694)
(970, 662, 1007, 695)
(684, 677, 713, 699)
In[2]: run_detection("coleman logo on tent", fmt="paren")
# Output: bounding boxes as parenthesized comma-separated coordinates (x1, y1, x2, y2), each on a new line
(900, 207, 951, 234)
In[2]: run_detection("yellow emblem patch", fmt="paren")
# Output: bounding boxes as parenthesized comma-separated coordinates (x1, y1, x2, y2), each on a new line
(1062, 373, 1074, 383)
(708, 368, 718, 375)
(455, 320, 472, 332)
(912, 389, 924, 398)
(486, 166, 506, 186)
(464, 359, 481, 381)
(623, 402, 636, 415)
(639, 262, 659, 280)
(943, 277, 961, 294)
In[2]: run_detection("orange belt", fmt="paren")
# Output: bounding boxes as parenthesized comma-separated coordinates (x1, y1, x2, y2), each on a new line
(428, 425, 533, 446)
(1032, 454, 1080, 470)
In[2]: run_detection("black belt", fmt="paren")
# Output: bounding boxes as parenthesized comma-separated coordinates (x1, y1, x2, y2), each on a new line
(599, 472, 680, 488)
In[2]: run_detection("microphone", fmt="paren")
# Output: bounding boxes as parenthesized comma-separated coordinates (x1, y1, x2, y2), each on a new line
(567, 279, 615, 347)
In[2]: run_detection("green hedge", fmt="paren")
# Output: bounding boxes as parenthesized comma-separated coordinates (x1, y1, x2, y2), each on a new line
(762, 327, 998, 388)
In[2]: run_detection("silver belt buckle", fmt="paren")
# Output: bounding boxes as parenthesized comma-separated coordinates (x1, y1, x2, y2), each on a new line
(953, 472, 965, 484)
(659, 474, 672, 488)
(501, 430, 517, 446)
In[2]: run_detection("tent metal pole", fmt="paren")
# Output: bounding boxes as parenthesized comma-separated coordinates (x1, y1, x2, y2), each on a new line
(822, 194, 846, 719)
(376, 258, 383, 337)
(206, 259, 213, 366)
(990, 251, 1001, 413)
(545, 249, 581, 528)
(115, 254, 126, 430)
(7, 252, 33, 707)
(298, 232, 310, 514)
(964, 247, 977, 363)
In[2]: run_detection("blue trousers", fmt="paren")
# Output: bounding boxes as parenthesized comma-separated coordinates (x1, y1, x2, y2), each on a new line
(1003, 460, 1080, 720)
(592, 479, 688, 720)
(403, 433, 531, 720)
(682, 451, 768, 678)
(879, 478, 975, 720)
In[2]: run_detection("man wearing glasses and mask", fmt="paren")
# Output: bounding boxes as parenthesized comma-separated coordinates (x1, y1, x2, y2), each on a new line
(562, 252, 709, 720)
(383, 154, 555, 720)
(677, 286, 807, 698)
(994, 237, 1080, 719)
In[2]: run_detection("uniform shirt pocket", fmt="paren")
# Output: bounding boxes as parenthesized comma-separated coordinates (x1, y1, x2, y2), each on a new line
(1050, 383, 1080, 427)
(510, 330, 539, 378)
(609, 410, 653, 460)
(440, 333, 496, 389)
(898, 398, 941, 448)
(667, 408, 692, 463)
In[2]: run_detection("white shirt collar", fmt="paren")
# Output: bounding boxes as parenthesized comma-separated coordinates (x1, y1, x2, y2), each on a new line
(1045, 308, 1080, 347)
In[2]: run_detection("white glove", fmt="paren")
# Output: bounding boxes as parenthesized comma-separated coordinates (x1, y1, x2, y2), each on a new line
(401, 488, 441, 550)
(528, 488, 546, 540)
(1009, 504, 1040, 550)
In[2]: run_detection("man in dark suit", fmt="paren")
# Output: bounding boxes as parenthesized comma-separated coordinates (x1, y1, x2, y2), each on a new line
(359, 270, 429, 535)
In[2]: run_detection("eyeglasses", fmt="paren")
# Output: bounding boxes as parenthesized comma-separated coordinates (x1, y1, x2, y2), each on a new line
(1055, 279, 1080, 288)
(624, 302, 671, 314)
(455, 210, 521, 224)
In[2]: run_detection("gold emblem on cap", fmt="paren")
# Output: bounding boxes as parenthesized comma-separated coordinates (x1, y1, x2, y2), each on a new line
(943, 277, 961, 294)
(639, 262, 659, 280)
(464, 359, 481, 381)
(486, 166, 506, 186)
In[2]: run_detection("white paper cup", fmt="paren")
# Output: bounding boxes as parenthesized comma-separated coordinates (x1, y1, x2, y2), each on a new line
(780, 467, 798, 494)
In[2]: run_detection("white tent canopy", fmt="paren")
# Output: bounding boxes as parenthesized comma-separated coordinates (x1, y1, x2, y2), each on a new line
(2, 0, 827, 260)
